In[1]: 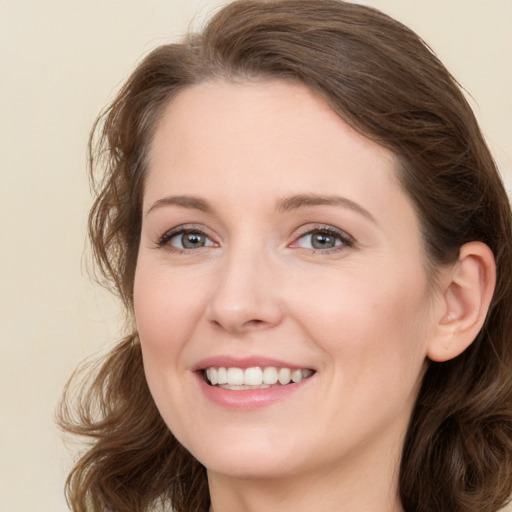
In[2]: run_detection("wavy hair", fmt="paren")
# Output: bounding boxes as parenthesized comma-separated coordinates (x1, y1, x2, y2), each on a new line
(58, 1, 512, 511)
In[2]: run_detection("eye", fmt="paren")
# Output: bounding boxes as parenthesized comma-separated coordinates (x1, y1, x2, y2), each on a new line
(292, 227, 353, 251)
(159, 228, 216, 250)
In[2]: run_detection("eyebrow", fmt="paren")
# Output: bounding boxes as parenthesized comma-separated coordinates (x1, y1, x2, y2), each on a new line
(276, 194, 375, 222)
(146, 195, 214, 216)
(145, 193, 374, 222)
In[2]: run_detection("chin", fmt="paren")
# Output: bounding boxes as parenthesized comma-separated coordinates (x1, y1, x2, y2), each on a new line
(180, 426, 306, 480)
(202, 453, 300, 481)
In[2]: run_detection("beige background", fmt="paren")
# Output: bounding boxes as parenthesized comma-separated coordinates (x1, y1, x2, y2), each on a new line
(1, 1, 511, 511)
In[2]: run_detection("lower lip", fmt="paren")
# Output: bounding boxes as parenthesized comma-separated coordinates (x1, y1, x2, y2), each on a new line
(195, 372, 313, 410)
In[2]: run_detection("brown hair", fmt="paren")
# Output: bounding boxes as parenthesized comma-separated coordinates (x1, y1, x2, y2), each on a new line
(58, 1, 512, 511)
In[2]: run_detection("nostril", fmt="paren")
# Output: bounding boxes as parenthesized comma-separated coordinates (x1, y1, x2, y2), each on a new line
(243, 319, 267, 329)
(209, 317, 268, 334)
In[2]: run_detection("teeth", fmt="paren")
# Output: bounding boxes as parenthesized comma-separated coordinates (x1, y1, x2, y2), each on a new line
(244, 367, 263, 385)
(204, 366, 314, 387)
(291, 369, 303, 383)
(278, 367, 291, 385)
(208, 368, 218, 385)
(263, 366, 278, 385)
(217, 367, 227, 385)
(226, 367, 244, 386)
(302, 369, 313, 379)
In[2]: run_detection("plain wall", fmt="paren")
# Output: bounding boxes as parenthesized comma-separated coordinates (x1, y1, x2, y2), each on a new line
(0, 1, 510, 511)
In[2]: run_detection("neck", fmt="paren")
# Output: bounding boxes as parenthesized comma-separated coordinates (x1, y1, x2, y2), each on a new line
(207, 452, 404, 512)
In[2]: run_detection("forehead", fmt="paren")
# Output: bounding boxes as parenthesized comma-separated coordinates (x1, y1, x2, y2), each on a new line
(146, 79, 400, 200)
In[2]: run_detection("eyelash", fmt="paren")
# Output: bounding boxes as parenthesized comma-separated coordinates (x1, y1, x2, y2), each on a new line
(156, 224, 355, 253)
(156, 225, 217, 251)
(292, 225, 355, 252)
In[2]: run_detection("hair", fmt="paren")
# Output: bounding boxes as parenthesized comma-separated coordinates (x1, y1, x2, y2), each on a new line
(58, 1, 512, 511)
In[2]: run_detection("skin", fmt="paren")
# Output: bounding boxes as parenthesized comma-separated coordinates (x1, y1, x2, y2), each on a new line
(134, 79, 458, 512)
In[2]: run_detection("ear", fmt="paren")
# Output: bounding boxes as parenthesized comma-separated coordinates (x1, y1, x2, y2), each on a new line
(427, 242, 496, 362)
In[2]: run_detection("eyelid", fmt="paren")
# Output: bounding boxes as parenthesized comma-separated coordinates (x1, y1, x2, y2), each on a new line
(289, 224, 355, 250)
(154, 222, 354, 252)
(157, 224, 219, 249)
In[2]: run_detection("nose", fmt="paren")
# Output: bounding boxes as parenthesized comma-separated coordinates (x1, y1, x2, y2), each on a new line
(206, 245, 284, 335)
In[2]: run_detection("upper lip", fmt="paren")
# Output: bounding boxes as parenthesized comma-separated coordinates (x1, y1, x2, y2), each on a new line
(192, 355, 313, 371)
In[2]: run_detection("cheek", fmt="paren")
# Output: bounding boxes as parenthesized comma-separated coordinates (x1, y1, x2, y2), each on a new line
(306, 273, 431, 429)
(133, 263, 207, 366)
(293, 265, 431, 375)
(133, 263, 208, 436)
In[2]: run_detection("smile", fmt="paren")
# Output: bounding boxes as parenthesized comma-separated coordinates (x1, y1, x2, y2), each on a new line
(204, 366, 315, 389)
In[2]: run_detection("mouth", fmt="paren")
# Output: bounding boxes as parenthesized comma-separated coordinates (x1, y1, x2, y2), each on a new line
(203, 366, 315, 390)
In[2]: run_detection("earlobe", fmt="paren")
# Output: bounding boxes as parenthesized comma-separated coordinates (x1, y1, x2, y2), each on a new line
(427, 242, 496, 362)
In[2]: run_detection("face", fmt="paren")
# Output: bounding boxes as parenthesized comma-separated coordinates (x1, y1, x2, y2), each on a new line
(134, 80, 440, 483)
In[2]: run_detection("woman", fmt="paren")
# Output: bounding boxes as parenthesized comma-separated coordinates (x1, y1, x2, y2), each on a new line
(59, 1, 512, 511)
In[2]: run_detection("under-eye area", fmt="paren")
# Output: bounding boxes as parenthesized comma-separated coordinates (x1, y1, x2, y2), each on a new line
(203, 366, 316, 389)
